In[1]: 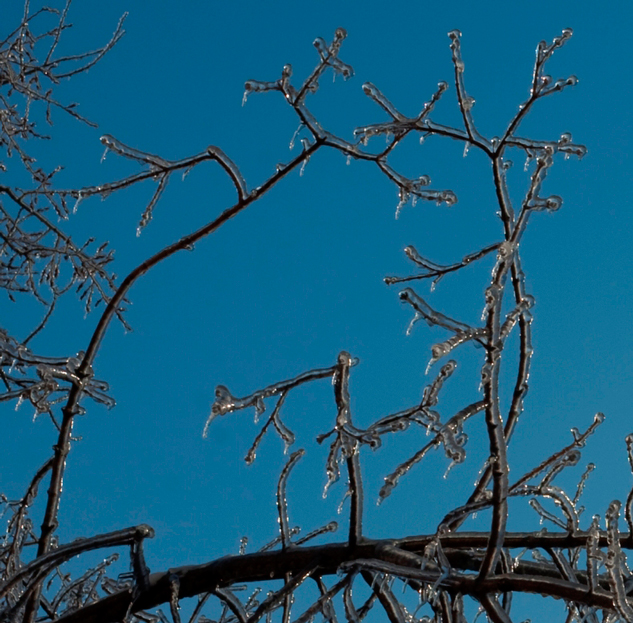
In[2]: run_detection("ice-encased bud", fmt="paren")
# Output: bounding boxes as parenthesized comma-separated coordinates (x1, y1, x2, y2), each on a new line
(313, 37, 328, 54)
(362, 82, 377, 97)
(441, 190, 458, 206)
(431, 343, 450, 361)
(412, 175, 431, 190)
(212, 385, 235, 415)
(334, 28, 347, 42)
(545, 195, 563, 211)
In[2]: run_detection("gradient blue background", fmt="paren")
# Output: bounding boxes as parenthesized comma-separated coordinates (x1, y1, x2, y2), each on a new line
(3, 0, 632, 619)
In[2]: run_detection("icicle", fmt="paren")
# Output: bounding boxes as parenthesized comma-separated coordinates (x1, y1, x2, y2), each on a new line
(337, 489, 351, 514)
(73, 192, 83, 214)
(253, 396, 266, 423)
(300, 157, 310, 176)
(406, 312, 423, 336)
(395, 188, 409, 219)
(181, 165, 193, 181)
(443, 461, 456, 479)
(289, 123, 303, 150)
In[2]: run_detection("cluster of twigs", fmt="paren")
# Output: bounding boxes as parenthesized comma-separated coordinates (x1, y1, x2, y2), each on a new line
(3, 4, 633, 623)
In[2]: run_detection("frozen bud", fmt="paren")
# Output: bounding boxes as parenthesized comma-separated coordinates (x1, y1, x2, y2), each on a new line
(563, 449, 581, 465)
(431, 343, 450, 360)
(334, 27, 347, 42)
(313, 37, 328, 54)
(212, 385, 235, 415)
(412, 175, 431, 190)
(545, 195, 562, 211)
(337, 351, 353, 366)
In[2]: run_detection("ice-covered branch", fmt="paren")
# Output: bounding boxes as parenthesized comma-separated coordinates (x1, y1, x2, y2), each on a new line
(447, 30, 487, 148)
(399, 288, 479, 337)
(510, 413, 605, 492)
(204, 360, 343, 436)
(378, 400, 485, 503)
(277, 449, 305, 550)
(384, 242, 500, 286)
(500, 28, 577, 145)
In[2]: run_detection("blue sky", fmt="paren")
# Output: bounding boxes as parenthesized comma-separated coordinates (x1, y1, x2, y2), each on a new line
(3, 0, 633, 619)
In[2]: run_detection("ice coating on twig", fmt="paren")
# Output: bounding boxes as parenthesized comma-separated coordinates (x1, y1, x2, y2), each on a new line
(294, 521, 338, 545)
(203, 362, 343, 438)
(605, 501, 633, 622)
(100, 134, 170, 169)
(180, 26, 621, 623)
(313, 36, 353, 80)
(428, 330, 486, 371)
(530, 486, 578, 533)
(586, 514, 602, 595)
(385, 243, 500, 286)
(510, 413, 605, 495)
(206, 146, 248, 200)
(378, 400, 484, 503)
(499, 296, 535, 341)
(136, 174, 168, 236)
(277, 449, 305, 550)
(400, 288, 476, 336)
(447, 30, 482, 145)
(573, 461, 595, 506)
(362, 82, 405, 121)
(244, 392, 293, 464)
